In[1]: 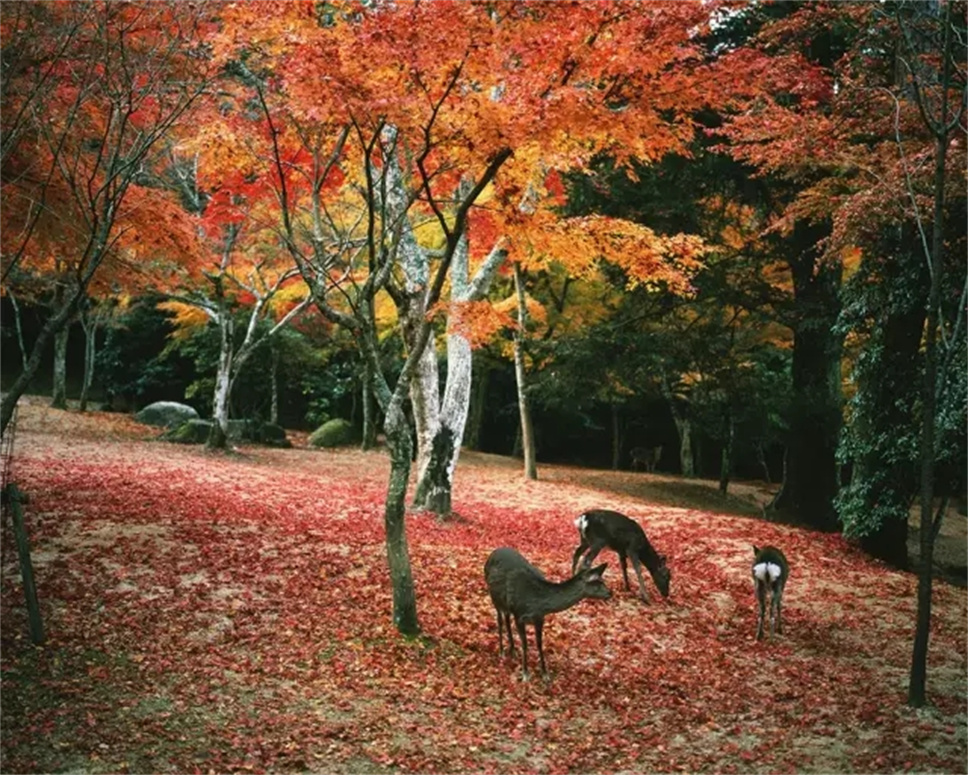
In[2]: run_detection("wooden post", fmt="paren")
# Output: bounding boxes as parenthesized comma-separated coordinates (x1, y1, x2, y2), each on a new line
(4, 483, 45, 645)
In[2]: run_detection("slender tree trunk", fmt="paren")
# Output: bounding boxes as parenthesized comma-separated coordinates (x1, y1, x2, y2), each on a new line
(674, 416, 694, 478)
(361, 360, 378, 450)
(207, 316, 233, 450)
(50, 325, 69, 410)
(78, 309, 99, 413)
(512, 263, 537, 480)
(8, 292, 29, 371)
(269, 344, 279, 426)
(719, 409, 735, 495)
(610, 404, 622, 470)
(909, 8, 955, 702)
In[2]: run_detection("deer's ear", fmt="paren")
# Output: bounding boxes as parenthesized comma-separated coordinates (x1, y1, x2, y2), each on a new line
(752, 545, 760, 556)
(589, 563, 608, 577)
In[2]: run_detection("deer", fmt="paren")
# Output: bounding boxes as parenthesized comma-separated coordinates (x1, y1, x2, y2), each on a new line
(571, 509, 670, 603)
(752, 545, 789, 640)
(484, 547, 610, 680)
(630, 445, 662, 473)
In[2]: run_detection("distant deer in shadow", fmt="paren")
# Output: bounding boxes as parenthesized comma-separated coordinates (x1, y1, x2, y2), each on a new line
(572, 509, 670, 603)
(630, 446, 662, 473)
(484, 547, 611, 680)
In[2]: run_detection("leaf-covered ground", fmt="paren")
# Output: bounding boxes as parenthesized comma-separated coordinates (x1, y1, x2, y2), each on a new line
(2, 399, 966, 774)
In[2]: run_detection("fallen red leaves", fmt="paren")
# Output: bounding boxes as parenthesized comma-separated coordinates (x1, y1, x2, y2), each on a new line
(1, 405, 965, 774)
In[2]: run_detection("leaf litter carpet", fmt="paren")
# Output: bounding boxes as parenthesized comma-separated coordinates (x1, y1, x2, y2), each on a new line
(1, 402, 965, 773)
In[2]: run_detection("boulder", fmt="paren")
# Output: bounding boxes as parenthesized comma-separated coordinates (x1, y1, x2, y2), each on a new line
(136, 401, 200, 428)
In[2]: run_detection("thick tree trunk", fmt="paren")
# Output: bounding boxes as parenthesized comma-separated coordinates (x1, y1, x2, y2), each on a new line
(50, 325, 69, 410)
(382, 399, 420, 635)
(513, 263, 537, 480)
(409, 338, 440, 483)
(773, 221, 843, 532)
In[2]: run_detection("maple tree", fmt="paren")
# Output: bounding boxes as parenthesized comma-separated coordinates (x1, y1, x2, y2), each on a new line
(206, 0, 722, 632)
(0, 1, 214, 436)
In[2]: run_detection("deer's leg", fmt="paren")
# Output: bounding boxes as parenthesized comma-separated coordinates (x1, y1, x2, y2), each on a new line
(503, 612, 515, 654)
(618, 552, 632, 591)
(775, 582, 784, 634)
(628, 554, 651, 603)
(496, 609, 505, 655)
(534, 618, 547, 677)
(514, 616, 530, 680)
(755, 581, 767, 640)
(578, 541, 605, 571)
(571, 539, 590, 576)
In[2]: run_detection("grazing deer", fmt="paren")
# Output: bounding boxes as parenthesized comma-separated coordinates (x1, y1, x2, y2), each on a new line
(630, 445, 662, 473)
(572, 509, 670, 603)
(752, 545, 789, 640)
(484, 547, 610, 680)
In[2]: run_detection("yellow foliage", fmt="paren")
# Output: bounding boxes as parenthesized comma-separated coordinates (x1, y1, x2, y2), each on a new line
(156, 301, 210, 339)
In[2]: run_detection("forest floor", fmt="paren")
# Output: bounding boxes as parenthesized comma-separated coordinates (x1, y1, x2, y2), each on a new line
(1, 396, 966, 774)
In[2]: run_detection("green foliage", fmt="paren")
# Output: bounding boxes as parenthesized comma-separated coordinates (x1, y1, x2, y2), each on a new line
(308, 418, 356, 448)
(96, 295, 196, 409)
(163, 419, 212, 445)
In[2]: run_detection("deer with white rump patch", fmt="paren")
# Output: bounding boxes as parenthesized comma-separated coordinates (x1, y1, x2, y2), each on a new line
(572, 509, 670, 603)
(752, 545, 789, 640)
(484, 547, 610, 680)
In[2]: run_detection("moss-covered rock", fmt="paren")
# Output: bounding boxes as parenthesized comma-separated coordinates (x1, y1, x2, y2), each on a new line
(163, 419, 212, 444)
(258, 422, 292, 448)
(308, 418, 356, 448)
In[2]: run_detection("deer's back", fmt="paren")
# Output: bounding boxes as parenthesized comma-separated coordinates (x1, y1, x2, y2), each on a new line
(485, 547, 548, 616)
(582, 509, 647, 549)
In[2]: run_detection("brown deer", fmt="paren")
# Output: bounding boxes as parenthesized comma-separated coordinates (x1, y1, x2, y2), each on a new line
(630, 445, 662, 473)
(752, 545, 789, 640)
(484, 547, 610, 680)
(572, 509, 670, 603)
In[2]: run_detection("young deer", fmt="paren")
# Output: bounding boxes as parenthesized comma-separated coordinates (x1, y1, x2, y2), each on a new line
(752, 545, 789, 640)
(484, 547, 610, 680)
(630, 446, 662, 473)
(571, 509, 670, 603)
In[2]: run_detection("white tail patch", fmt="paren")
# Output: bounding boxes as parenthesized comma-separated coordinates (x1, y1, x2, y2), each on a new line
(575, 514, 588, 536)
(753, 562, 782, 583)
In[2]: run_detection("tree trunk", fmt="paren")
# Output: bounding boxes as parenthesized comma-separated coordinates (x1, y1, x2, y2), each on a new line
(270, 344, 279, 426)
(513, 263, 537, 480)
(675, 415, 694, 478)
(773, 220, 843, 532)
(361, 359, 378, 450)
(8, 292, 29, 371)
(382, 399, 421, 636)
(207, 321, 234, 450)
(909, 6, 955, 704)
(50, 324, 69, 410)
(413, 329, 472, 514)
(78, 310, 98, 413)
(464, 358, 489, 451)
(719, 409, 735, 495)
(610, 404, 623, 470)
